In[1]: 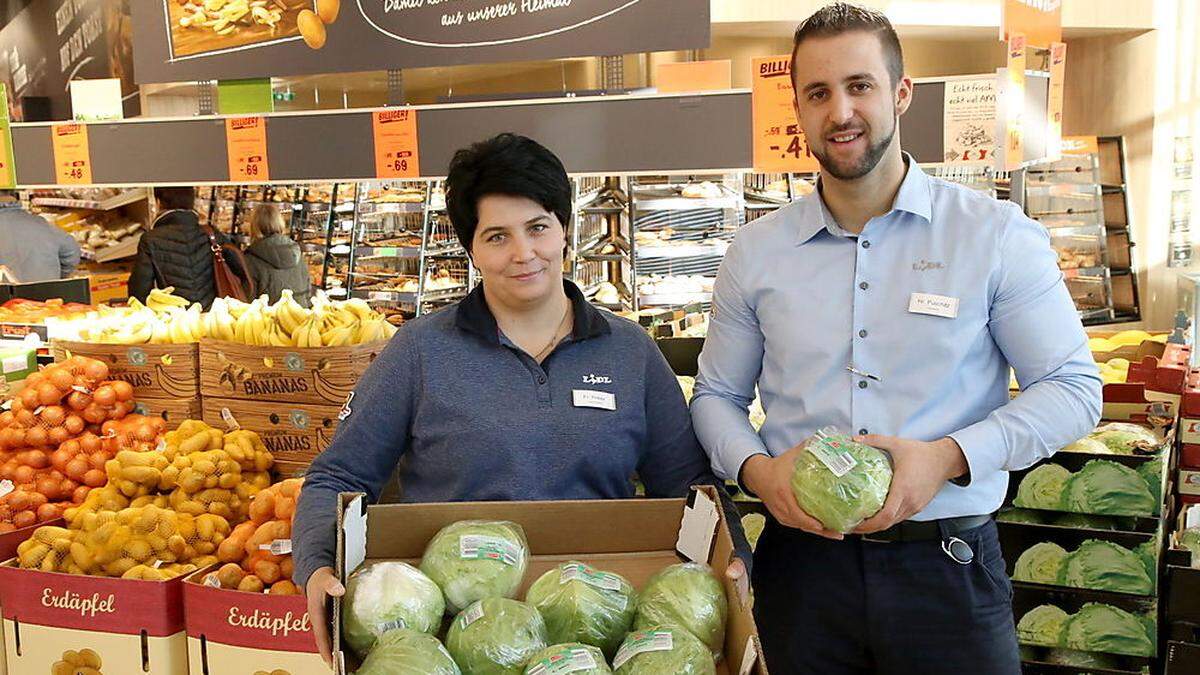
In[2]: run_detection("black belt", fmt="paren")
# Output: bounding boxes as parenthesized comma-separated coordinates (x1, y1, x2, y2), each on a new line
(859, 514, 992, 543)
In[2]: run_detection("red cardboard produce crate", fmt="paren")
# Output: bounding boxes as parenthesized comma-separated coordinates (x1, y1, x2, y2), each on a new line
(0, 563, 189, 674)
(184, 570, 330, 675)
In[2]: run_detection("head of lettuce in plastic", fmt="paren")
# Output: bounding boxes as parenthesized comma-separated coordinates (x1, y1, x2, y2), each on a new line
(445, 133, 573, 308)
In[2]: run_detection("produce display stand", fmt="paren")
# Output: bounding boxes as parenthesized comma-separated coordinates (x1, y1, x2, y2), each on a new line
(1000, 350, 1187, 673)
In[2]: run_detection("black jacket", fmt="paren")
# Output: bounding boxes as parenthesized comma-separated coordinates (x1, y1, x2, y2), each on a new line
(127, 210, 243, 310)
(245, 234, 312, 307)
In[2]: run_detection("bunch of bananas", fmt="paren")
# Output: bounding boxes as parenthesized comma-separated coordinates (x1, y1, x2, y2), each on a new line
(208, 290, 396, 348)
(64, 288, 205, 345)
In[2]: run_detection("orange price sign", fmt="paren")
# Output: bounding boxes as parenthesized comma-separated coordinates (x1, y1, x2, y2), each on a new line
(225, 116, 270, 182)
(373, 109, 420, 179)
(51, 123, 92, 185)
(1046, 41, 1067, 160)
(751, 55, 819, 173)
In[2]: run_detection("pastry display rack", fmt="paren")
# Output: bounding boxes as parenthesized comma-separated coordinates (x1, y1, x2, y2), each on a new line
(27, 187, 151, 264)
(572, 176, 633, 311)
(340, 181, 428, 322)
(630, 175, 744, 311)
(1024, 154, 1118, 325)
(928, 165, 1002, 197)
(287, 183, 357, 299)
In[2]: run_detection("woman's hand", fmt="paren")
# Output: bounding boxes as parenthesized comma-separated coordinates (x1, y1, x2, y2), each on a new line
(305, 566, 346, 667)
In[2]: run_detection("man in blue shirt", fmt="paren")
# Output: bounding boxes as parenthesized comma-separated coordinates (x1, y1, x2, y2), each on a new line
(692, 4, 1102, 673)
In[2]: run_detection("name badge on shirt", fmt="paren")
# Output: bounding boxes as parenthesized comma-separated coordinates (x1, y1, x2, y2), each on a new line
(573, 389, 616, 411)
(908, 292, 959, 319)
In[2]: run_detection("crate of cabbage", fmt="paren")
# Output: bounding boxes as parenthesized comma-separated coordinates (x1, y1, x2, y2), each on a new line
(1007, 453, 1166, 520)
(1015, 590, 1159, 671)
(331, 486, 767, 675)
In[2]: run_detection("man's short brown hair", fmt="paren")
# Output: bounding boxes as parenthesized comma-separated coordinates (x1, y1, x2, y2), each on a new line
(791, 2, 905, 87)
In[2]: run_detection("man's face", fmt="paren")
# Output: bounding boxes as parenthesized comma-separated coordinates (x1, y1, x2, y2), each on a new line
(791, 31, 912, 180)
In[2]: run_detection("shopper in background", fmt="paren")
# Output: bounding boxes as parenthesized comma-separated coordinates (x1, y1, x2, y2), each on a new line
(294, 132, 750, 665)
(127, 186, 248, 309)
(691, 4, 1101, 674)
(0, 189, 80, 282)
(244, 203, 311, 307)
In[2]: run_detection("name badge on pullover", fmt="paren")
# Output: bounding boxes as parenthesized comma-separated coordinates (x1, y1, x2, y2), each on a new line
(908, 292, 959, 319)
(573, 389, 616, 411)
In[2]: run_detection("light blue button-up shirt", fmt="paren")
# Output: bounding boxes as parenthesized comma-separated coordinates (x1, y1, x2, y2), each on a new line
(692, 158, 1103, 520)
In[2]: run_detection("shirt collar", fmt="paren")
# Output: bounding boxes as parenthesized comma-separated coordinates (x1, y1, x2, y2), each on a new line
(795, 153, 933, 245)
(455, 279, 611, 345)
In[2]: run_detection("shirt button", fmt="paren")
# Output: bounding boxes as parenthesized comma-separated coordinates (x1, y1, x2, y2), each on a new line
(859, 281, 869, 291)
(858, 380, 868, 389)
(858, 329, 868, 338)
(862, 240, 871, 249)
(858, 428, 868, 436)
(537, 375, 546, 384)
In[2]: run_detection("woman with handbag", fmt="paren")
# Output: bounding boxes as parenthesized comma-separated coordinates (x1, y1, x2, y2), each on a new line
(128, 187, 253, 309)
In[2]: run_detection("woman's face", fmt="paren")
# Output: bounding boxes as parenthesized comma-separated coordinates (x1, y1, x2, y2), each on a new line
(471, 194, 566, 309)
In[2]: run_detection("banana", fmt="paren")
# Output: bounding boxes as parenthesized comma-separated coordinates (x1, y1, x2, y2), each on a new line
(147, 287, 189, 312)
(150, 318, 172, 344)
(343, 298, 374, 321)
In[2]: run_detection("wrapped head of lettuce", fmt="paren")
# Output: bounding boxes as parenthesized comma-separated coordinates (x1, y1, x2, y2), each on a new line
(1138, 457, 1164, 503)
(1090, 422, 1161, 455)
(633, 563, 727, 657)
(1052, 513, 1125, 530)
(1064, 460, 1158, 517)
(996, 508, 1047, 525)
(1062, 437, 1111, 454)
(1013, 542, 1068, 585)
(446, 598, 549, 675)
(1135, 539, 1159, 582)
(1014, 464, 1071, 511)
(420, 520, 530, 613)
(1017, 604, 1069, 647)
(355, 629, 462, 675)
(1059, 540, 1154, 595)
(612, 627, 716, 675)
(342, 561, 446, 658)
(790, 429, 892, 533)
(1062, 603, 1155, 657)
(1178, 528, 1200, 568)
(525, 561, 636, 659)
(523, 643, 612, 675)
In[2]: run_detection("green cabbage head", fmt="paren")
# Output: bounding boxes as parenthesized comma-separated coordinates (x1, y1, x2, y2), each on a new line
(420, 520, 530, 613)
(1180, 528, 1200, 568)
(1062, 603, 1155, 657)
(525, 561, 636, 659)
(996, 508, 1046, 525)
(633, 563, 727, 657)
(1135, 539, 1158, 581)
(355, 629, 462, 675)
(1013, 542, 1068, 585)
(1062, 437, 1111, 454)
(1059, 540, 1153, 595)
(613, 627, 715, 675)
(523, 643, 612, 675)
(1090, 423, 1161, 454)
(1017, 604, 1069, 647)
(1014, 464, 1071, 511)
(1052, 513, 1122, 530)
(342, 561, 446, 659)
(1138, 458, 1164, 503)
(790, 429, 892, 533)
(1064, 460, 1158, 517)
(446, 598, 549, 675)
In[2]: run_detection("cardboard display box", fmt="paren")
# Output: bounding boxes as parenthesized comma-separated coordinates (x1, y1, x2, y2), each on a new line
(52, 341, 200, 399)
(183, 571, 330, 675)
(333, 486, 768, 675)
(199, 339, 385, 406)
(132, 397, 204, 426)
(202, 397, 340, 477)
(0, 562, 189, 675)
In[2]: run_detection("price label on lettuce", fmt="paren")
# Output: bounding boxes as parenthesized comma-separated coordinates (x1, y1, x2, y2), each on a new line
(560, 562, 622, 591)
(526, 646, 599, 675)
(613, 630, 673, 669)
(459, 535, 521, 566)
(808, 427, 858, 477)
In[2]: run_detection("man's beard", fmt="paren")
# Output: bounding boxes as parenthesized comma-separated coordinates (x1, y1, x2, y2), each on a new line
(813, 115, 897, 180)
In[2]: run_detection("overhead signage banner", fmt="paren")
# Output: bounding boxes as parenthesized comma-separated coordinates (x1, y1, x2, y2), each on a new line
(132, 0, 710, 84)
(1002, 0, 1062, 49)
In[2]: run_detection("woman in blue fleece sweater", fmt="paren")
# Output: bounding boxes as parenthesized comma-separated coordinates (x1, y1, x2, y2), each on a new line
(293, 133, 750, 664)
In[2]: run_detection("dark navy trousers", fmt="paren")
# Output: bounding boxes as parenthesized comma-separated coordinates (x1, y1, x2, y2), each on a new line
(751, 517, 1021, 674)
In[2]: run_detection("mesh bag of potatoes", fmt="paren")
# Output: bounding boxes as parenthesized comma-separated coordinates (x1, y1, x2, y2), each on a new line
(17, 420, 276, 580)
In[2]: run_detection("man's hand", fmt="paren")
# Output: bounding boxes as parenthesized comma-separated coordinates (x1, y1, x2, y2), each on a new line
(741, 448, 844, 540)
(726, 558, 750, 604)
(305, 566, 346, 667)
(853, 435, 968, 534)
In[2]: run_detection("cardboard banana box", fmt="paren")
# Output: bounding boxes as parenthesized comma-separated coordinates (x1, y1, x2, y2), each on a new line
(201, 397, 340, 478)
(199, 340, 384, 406)
(52, 341, 200, 399)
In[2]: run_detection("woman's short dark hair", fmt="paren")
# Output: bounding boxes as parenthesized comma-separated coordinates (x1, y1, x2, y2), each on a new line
(445, 133, 572, 252)
(154, 186, 195, 211)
